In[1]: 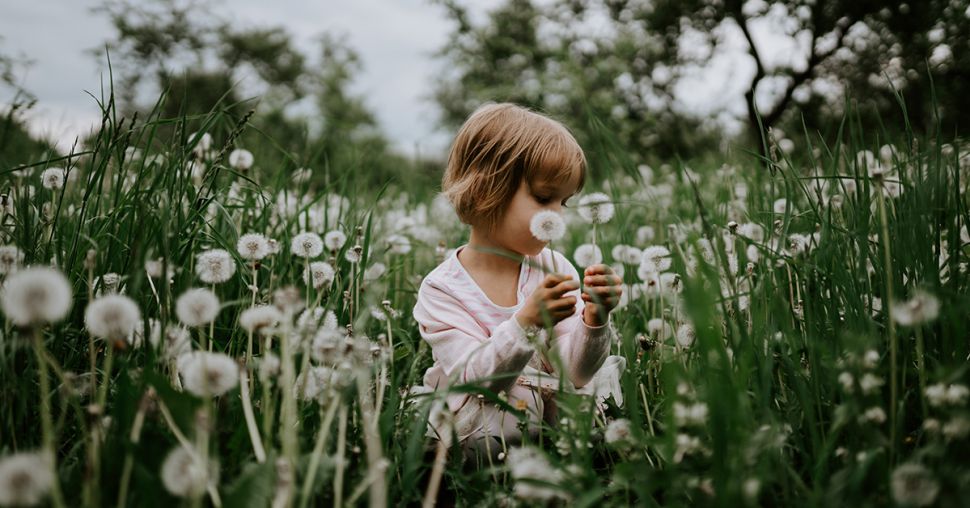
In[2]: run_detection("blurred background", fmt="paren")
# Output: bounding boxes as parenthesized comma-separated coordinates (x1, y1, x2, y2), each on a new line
(2, 0, 968, 189)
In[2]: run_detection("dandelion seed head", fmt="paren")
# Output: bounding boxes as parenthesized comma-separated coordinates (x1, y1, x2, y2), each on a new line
(0, 267, 73, 326)
(160, 446, 210, 498)
(323, 230, 347, 252)
(84, 294, 141, 343)
(291, 232, 323, 259)
(179, 351, 239, 397)
(364, 262, 386, 281)
(239, 305, 282, 334)
(675, 323, 695, 348)
(507, 447, 567, 502)
(228, 149, 254, 170)
(237, 233, 270, 261)
(195, 249, 236, 284)
(892, 290, 940, 326)
(529, 210, 566, 242)
(891, 463, 939, 507)
(386, 234, 411, 255)
(604, 418, 633, 446)
(577, 192, 615, 224)
(573, 243, 602, 268)
(175, 288, 220, 327)
(0, 451, 54, 506)
(40, 168, 66, 190)
(304, 261, 335, 289)
(0, 245, 25, 274)
(640, 245, 672, 273)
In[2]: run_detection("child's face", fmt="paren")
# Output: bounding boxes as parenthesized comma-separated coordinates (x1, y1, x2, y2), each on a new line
(488, 171, 581, 256)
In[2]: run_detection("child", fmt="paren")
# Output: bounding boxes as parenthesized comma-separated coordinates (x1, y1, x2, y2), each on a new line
(412, 103, 624, 460)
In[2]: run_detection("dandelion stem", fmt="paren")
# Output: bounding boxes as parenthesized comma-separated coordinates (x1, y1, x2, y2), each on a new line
(116, 390, 149, 508)
(32, 328, 67, 508)
(876, 186, 898, 465)
(299, 401, 339, 508)
(914, 325, 928, 421)
(239, 366, 266, 463)
(334, 404, 348, 508)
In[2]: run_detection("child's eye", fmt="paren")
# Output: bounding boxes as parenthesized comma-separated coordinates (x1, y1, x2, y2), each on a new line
(535, 195, 552, 204)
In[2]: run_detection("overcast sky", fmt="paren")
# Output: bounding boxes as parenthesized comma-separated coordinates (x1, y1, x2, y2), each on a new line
(1, 0, 800, 159)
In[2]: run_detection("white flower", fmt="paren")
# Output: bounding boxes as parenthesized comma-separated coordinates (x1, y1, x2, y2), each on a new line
(364, 262, 386, 281)
(604, 418, 633, 447)
(942, 416, 970, 439)
(572, 243, 602, 268)
(647, 318, 672, 341)
(228, 149, 254, 170)
(0, 245, 25, 274)
(862, 406, 886, 424)
(238, 305, 282, 334)
(859, 373, 884, 395)
(862, 349, 880, 368)
(891, 290, 940, 326)
(529, 210, 566, 242)
(675, 323, 695, 348)
(636, 225, 655, 245)
(386, 234, 412, 255)
(838, 372, 854, 392)
(175, 288, 220, 327)
(925, 383, 947, 407)
(162, 325, 192, 359)
(84, 294, 141, 343)
(160, 446, 210, 498)
(259, 353, 280, 380)
(506, 447, 566, 502)
(236, 233, 270, 261)
(773, 198, 791, 214)
(890, 463, 940, 507)
(323, 230, 347, 252)
(291, 232, 323, 258)
(179, 351, 239, 397)
(129, 318, 161, 349)
(945, 384, 969, 406)
(577, 192, 615, 224)
(0, 451, 54, 506)
(304, 261, 335, 289)
(40, 168, 66, 190)
(189, 131, 212, 154)
(640, 246, 672, 273)
(0, 267, 73, 326)
(93, 273, 123, 296)
(673, 401, 709, 426)
(195, 249, 236, 284)
(344, 246, 362, 264)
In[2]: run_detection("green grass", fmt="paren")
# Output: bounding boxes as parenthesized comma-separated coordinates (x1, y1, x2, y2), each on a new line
(1, 83, 968, 508)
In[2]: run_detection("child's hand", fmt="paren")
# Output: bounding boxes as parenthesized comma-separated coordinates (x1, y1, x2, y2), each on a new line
(581, 264, 622, 327)
(515, 273, 580, 330)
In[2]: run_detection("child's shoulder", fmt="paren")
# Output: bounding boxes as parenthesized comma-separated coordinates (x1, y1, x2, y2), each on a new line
(417, 250, 463, 294)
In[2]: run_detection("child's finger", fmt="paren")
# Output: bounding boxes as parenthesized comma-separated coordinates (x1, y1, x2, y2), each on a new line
(549, 279, 580, 297)
(583, 264, 614, 276)
(583, 274, 621, 287)
(543, 273, 571, 287)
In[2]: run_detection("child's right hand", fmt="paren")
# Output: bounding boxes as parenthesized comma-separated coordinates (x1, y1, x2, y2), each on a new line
(514, 273, 580, 330)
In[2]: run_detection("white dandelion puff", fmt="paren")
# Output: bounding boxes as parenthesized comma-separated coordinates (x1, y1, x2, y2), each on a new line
(304, 261, 335, 289)
(179, 351, 239, 397)
(323, 230, 347, 252)
(228, 149, 254, 170)
(236, 233, 270, 261)
(0, 451, 54, 506)
(40, 168, 66, 190)
(195, 249, 236, 284)
(175, 288, 220, 327)
(891, 290, 940, 326)
(0, 267, 73, 326)
(529, 210, 566, 242)
(891, 463, 939, 507)
(507, 447, 567, 502)
(640, 246, 672, 273)
(291, 232, 323, 259)
(604, 418, 633, 447)
(386, 234, 412, 255)
(160, 446, 210, 498)
(364, 262, 386, 281)
(84, 294, 141, 343)
(577, 192, 615, 224)
(0, 245, 25, 274)
(344, 246, 362, 264)
(238, 305, 282, 334)
(675, 323, 696, 348)
(572, 243, 602, 268)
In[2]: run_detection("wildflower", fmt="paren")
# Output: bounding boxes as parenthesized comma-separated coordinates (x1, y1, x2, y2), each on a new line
(647, 318, 672, 341)
(604, 418, 633, 447)
(640, 246, 672, 273)
(0, 451, 54, 506)
(0, 267, 73, 326)
(942, 416, 970, 440)
(228, 149, 254, 170)
(890, 463, 940, 507)
(529, 210, 566, 242)
(506, 447, 567, 502)
(838, 372, 854, 392)
(862, 349, 880, 368)
(364, 262, 386, 281)
(93, 272, 122, 296)
(237, 233, 270, 261)
(577, 192, 615, 224)
(40, 168, 66, 190)
(84, 294, 141, 344)
(259, 353, 280, 380)
(175, 288, 220, 327)
(636, 225, 655, 245)
(891, 290, 940, 326)
(773, 198, 790, 214)
(160, 446, 210, 498)
(0, 245, 25, 274)
(304, 261, 335, 289)
(945, 384, 969, 405)
(344, 245, 362, 264)
(387, 234, 412, 255)
(743, 478, 761, 502)
(179, 352, 239, 397)
(925, 383, 947, 407)
(673, 402, 709, 426)
(862, 406, 887, 424)
(675, 323, 695, 348)
(859, 373, 884, 395)
(323, 230, 347, 252)
(673, 433, 702, 463)
(291, 232, 324, 259)
(238, 305, 282, 334)
(195, 249, 236, 284)
(573, 243, 602, 268)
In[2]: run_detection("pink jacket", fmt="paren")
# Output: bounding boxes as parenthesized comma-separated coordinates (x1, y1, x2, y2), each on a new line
(412, 245, 613, 443)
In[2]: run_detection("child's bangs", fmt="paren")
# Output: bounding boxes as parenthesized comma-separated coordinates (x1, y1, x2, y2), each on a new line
(525, 131, 586, 190)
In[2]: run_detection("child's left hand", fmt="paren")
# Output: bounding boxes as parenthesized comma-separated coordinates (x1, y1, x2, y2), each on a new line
(581, 264, 622, 327)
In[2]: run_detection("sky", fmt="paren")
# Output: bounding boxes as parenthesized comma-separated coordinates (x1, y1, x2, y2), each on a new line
(1, 0, 802, 159)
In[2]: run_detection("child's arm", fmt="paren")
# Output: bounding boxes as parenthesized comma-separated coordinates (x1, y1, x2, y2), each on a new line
(413, 281, 535, 400)
(550, 252, 614, 389)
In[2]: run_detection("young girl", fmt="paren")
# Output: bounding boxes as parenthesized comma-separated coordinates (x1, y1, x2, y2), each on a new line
(413, 103, 624, 460)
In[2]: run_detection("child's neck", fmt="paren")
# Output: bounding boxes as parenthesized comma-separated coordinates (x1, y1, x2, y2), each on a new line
(460, 228, 524, 277)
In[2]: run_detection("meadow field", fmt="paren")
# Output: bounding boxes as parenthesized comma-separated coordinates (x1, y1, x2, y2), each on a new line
(1, 91, 968, 507)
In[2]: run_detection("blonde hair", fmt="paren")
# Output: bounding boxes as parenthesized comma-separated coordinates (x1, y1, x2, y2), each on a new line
(442, 103, 587, 232)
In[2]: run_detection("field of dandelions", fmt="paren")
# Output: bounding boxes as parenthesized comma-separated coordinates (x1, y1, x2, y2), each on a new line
(1, 96, 969, 508)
